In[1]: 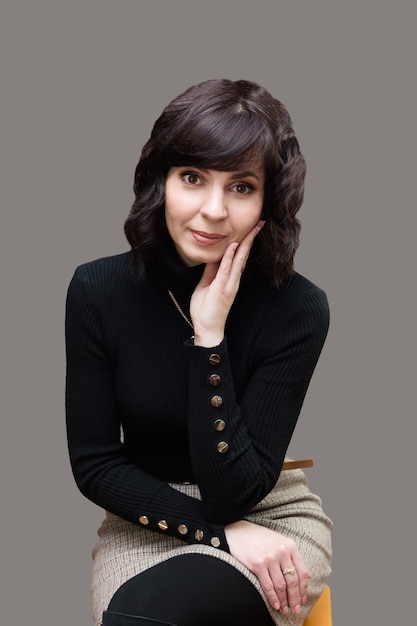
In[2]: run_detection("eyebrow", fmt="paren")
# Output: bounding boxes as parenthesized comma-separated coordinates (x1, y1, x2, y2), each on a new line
(230, 170, 263, 182)
(192, 167, 263, 182)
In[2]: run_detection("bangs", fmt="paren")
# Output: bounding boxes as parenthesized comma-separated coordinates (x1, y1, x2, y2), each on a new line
(165, 107, 274, 172)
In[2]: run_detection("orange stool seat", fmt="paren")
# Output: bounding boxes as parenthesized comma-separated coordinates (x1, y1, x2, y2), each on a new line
(303, 585, 332, 626)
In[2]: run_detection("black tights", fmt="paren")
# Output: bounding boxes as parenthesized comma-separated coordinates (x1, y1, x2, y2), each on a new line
(102, 554, 275, 626)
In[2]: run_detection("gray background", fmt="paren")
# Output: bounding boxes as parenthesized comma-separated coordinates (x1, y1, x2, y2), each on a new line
(1, 2, 415, 625)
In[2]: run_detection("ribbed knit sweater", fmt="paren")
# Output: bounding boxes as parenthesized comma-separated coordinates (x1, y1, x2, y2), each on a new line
(65, 243, 329, 552)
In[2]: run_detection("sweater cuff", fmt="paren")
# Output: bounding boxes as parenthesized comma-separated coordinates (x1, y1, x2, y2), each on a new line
(137, 483, 230, 552)
(183, 336, 226, 351)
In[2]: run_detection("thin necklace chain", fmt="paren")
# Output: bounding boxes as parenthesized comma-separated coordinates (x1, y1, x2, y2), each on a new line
(168, 290, 194, 330)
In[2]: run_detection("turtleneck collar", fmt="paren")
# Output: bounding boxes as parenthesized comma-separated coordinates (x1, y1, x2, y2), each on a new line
(147, 236, 205, 306)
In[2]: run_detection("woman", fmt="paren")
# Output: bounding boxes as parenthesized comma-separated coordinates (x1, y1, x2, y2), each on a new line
(65, 78, 333, 626)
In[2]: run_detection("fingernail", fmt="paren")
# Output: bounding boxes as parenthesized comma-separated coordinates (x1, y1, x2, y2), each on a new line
(294, 604, 301, 615)
(282, 606, 289, 615)
(274, 603, 280, 611)
(302, 595, 307, 604)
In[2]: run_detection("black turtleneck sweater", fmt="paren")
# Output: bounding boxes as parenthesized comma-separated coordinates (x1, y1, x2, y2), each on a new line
(65, 244, 329, 552)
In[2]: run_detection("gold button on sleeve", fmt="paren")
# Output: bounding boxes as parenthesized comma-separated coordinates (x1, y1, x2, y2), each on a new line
(209, 374, 221, 386)
(139, 515, 149, 525)
(214, 419, 226, 432)
(217, 441, 229, 454)
(178, 524, 188, 535)
(195, 529, 204, 541)
(211, 395, 223, 408)
(210, 536, 221, 548)
(157, 520, 168, 531)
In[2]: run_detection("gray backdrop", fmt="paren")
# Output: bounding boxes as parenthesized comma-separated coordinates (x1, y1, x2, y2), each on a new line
(1, 2, 415, 625)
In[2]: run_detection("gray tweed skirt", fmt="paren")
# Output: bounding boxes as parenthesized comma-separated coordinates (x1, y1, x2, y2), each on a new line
(91, 465, 333, 626)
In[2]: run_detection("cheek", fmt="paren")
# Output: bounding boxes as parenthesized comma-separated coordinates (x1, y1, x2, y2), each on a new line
(231, 204, 263, 238)
(164, 204, 182, 235)
(164, 209, 181, 244)
(164, 195, 179, 236)
(165, 189, 192, 222)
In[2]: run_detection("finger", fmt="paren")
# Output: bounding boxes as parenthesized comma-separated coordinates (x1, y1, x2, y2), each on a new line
(291, 553, 311, 605)
(268, 561, 291, 614)
(197, 261, 220, 288)
(211, 242, 240, 287)
(256, 568, 282, 612)
(281, 565, 303, 615)
(242, 218, 265, 247)
(234, 220, 264, 260)
(228, 220, 265, 280)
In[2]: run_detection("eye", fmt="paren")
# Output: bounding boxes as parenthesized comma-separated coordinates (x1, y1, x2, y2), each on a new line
(182, 171, 201, 185)
(231, 182, 254, 195)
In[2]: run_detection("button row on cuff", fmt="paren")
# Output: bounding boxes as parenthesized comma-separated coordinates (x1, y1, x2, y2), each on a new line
(138, 515, 221, 548)
(207, 354, 229, 454)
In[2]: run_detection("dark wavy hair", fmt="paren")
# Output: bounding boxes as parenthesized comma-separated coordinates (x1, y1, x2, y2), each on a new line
(124, 79, 306, 285)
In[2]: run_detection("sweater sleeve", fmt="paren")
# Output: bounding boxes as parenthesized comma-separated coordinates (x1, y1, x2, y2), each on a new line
(186, 283, 330, 524)
(65, 267, 229, 551)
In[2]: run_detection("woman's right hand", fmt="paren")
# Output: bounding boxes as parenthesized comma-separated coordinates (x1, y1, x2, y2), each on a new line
(190, 220, 265, 347)
(224, 520, 311, 616)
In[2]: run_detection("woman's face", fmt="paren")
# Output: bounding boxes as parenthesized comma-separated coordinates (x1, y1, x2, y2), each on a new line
(164, 164, 265, 267)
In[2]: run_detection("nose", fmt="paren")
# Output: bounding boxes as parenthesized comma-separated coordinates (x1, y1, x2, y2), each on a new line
(200, 187, 227, 220)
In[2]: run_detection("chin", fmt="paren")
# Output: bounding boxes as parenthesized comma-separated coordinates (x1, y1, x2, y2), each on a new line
(178, 246, 224, 267)
(195, 253, 223, 266)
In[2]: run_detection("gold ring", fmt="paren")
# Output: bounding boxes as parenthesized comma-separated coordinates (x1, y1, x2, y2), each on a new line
(282, 567, 296, 576)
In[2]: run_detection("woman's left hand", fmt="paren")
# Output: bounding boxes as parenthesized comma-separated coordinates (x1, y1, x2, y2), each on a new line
(190, 220, 265, 346)
(224, 520, 311, 615)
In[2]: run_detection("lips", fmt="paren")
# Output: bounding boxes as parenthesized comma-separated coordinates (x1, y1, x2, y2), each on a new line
(191, 230, 226, 245)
